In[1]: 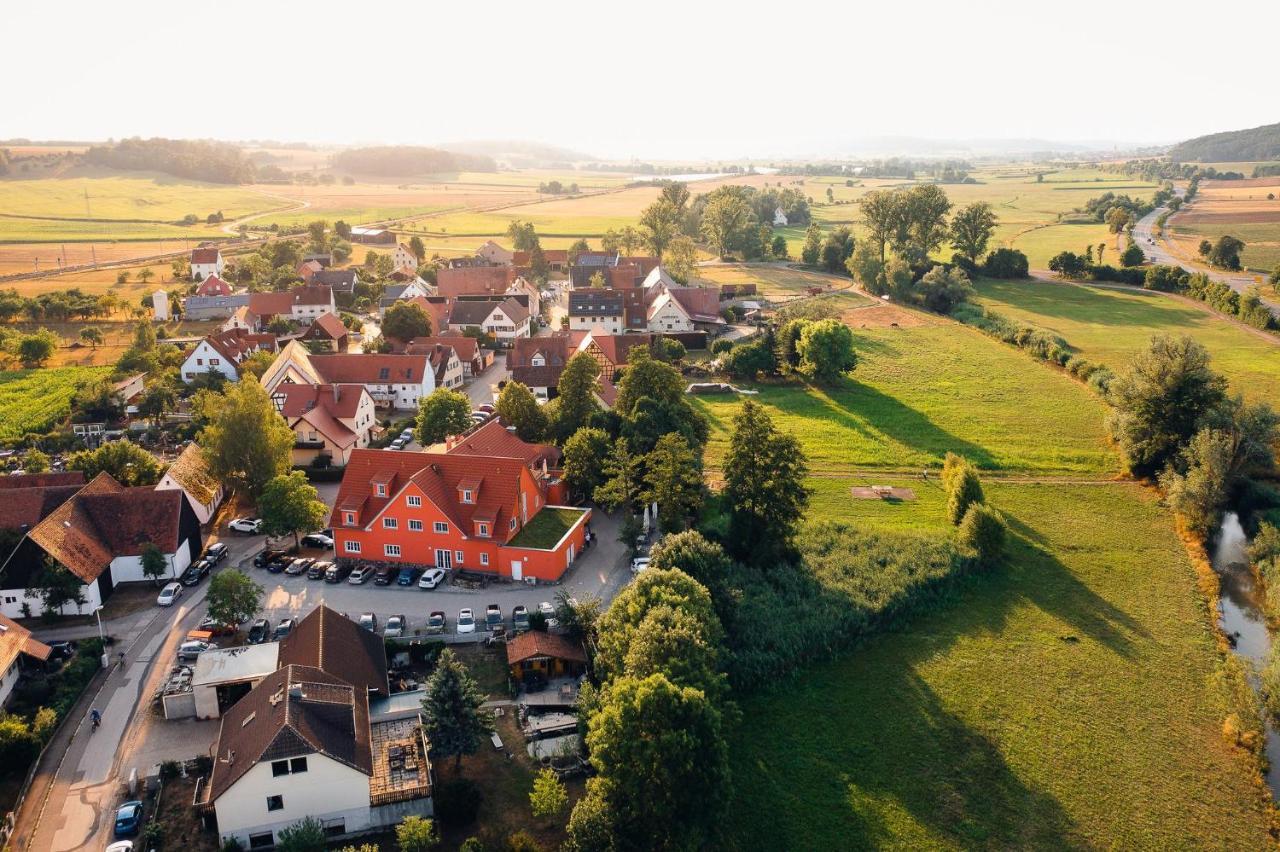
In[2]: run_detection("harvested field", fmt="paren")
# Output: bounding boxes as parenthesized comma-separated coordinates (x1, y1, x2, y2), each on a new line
(0, 240, 200, 278)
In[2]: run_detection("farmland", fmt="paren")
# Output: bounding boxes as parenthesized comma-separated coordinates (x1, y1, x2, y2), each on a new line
(972, 276, 1280, 405)
(726, 480, 1272, 849)
(0, 366, 109, 442)
(1169, 175, 1280, 271)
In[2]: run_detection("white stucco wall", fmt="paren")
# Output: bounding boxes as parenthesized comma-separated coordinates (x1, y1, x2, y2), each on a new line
(109, 542, 191, 584)
(569, 315, 622, 335)
(156, 475, 223, 526)
(181, 341, 241, 384)
(0, 577, 104, 620)
(0, 658, 21, 707)
(215, 753, 372, 848)
(648, 301, 693, 332)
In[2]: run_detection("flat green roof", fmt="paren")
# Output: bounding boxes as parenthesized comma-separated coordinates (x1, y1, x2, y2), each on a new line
(507, 507, 588, 550)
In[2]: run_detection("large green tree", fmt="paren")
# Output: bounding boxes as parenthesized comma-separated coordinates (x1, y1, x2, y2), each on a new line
(206, 569, 264, 627)
(642, 434, 703, 532)
(796, 318, 857, 383)
(258, 471, 330, 548)
(416, 387, 473, 446)
(699, 191, 753, 258)
(200, 379, 295, 498)
(66, 440, 162, 486)
(614, 346, 684, 415)
(25, 558, 87, 617)
(496, 380, 548, 442)
(563, 427, 612, 502)
(949, 201, 998, 262)
(140, 543, 170, 585)
(593, 438, 644, 513)
(553, 353, 601, 443)
(722, 401, 809, 563)
(421, 648, 493, 772)
(381, 300, 433, 341)
(639, 198, 680, 258)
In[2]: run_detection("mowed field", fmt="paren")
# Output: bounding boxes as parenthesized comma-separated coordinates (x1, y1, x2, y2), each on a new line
(1170, 175, 1280, 271)
(727, 480, 1272, 850)
(972, 277, 1280, 405)
(692, 307, 1117, 477)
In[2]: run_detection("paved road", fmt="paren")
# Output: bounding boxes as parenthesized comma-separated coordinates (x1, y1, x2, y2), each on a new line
(1133, 196, 1280, 316)
(467, 358, 509, 407)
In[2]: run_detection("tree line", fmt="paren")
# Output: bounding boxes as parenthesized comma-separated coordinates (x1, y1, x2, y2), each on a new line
(84, 137, 255, 184)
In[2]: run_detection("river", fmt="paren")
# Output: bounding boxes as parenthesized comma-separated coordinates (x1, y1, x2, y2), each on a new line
(1210, 512, 1280, 794)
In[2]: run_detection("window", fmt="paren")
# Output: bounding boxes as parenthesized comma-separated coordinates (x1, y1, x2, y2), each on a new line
(433, 521, 449, 534)
(462, 490, 473, 504)
(345, 540, 361, 554)
(290, 757, 308, 774)
(509, 517, 517, 531)
(196, 358, 204, 366)
(407, 495, 422, 508)
(266, 795, 284, 812)
(343, 511, 356, 526)
(455, 550, 464, 564)
(480, 553, 489, 566)
(385, 544, 401, 557)
(383, 517, 398, 529)
(477, 523, 489, 537)
(408, 519, 423, 532)
(2, 596, 13, 605)
(210, 358, 221, 366)
(249, 833, 274, 849)
(375, 483, 386, 497)
(272, 760, 289, 777)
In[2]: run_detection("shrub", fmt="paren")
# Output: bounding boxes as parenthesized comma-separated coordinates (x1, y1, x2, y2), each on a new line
(710, 338, 735, 355)
(981, 248, 1029, 279)
(946, 464, 985, 526)
(958, 503, 1008, 564)
(435, 777, 483, 826)
(159, 759, 181, 780)
(506, 831, 543, 852)
(1120, 243, 1145, 267)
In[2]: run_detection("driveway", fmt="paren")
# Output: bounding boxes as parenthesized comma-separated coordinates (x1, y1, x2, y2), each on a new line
(468, 358, 509, 407)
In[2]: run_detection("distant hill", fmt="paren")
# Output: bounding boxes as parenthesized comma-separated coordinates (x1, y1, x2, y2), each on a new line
(1169, 122, 1280, 163)
(332, 146, 495, 176)
(436, 139, 595, 167)
(83, 137, 255, 183)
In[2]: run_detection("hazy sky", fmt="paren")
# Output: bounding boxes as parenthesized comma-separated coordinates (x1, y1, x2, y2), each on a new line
(4, 0, 1276, 160)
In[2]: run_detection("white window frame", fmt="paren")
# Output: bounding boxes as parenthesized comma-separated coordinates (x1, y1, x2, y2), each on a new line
(384, 544, 401, 558)
(375, 483, 386, 497)
(408, 519, 423, 531)
(345, 540, 361, 554)
(480, 553, 489, 566)
(462, 489, 473, 504)
(478, 523, 488, 537)
(383, 517, 398, 529)
(343, 511, 356, 526)
(407, 495, 422, 507)
(433, 521, 449, 534)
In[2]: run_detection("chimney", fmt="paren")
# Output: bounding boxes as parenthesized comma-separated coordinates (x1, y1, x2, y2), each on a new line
(332, 384, 339, 405)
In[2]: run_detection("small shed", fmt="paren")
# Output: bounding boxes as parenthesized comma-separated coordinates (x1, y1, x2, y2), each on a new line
(191, 643, 279, 719)
(506, 632, 587, 683)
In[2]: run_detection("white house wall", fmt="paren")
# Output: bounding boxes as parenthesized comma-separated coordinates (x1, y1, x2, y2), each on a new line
(0, 578, 104, 620)
(215, 753, 372, 848)
(108, 543, 191, 584)
(181, 341, 241, 384)
(157, 476, 223, 526)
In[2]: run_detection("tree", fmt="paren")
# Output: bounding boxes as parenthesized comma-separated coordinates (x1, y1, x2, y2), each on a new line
(771, 234, 788, 259)
(584, 674, 729, 851)
(895, 184, 953, 265)
(381, 300, 432, 341)
(820, 227, 855, 273)
(949, 201, 998, 262)
(206, 569, 264, 628)
(553, 353, 601, 443)
(1207, 235, 1245, 271)
(721, 339, 776, 381)
(408, 236, 426, 262)
(529, 768, 568, 823)
(259, 471, 329, 548)
(642, 434, 703, 532)
(239, 349, 275, 380)
(421, 648, 493, 772)
(914, 264, 973, 313)
(588, 271, 606, 289)
(306, 220, 328, 248)
(1047, 251, 1088, 278)
(800, 222, 823, 265)
(276, 816, 326, 852)
(137, 381, 177, 425)
(26, 558, 87, 617)
(663, 235, 697, 284)
(700, 191, 753, 258)
(796, 318, 857, 383)
(847, 241, 884, 292)
(396, 815, 440, 852)
(722, 401, 808, 563)
(200, 379, 296, 497)
(416, 388, 473, 446)
(68, 440, 163, 486)
(137, 268, 155, 285)
(1105, 334, 1228, 476)
(563, 427, 612, 501)
(946, 464, 985, 525)
(639, 198, 680, 258)
(859, 190, 898, 262)
(1198, 239, 1213, 258)
(1120, 242, 1145, 267)
(495, 381, 547, 443)
(22, 448, 50, 473)
(1105, 206, 1131, 234)
(982, 248, 1029, 279)
(140, 543, 170, 585)
(958, 503, 1008, 564)
(16, 330, 57, 367)
(79, 327, 104, 349)
(614, 346, 683, 416)
(594, 438, 644, 513)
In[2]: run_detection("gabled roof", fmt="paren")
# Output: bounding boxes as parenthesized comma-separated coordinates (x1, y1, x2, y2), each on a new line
(274, 382, 368, 420)
(208, 663, 372, 802)
(585, 333, 654, 366)
(448, 299, 505, 327)
(303, 312, 349, 342)
(308, 353, 430, 386)
(200, 327, 277, 366)
(0, 613, 51, 675)
(191, 247, 221, 264)
(512, 249, 568, 265)
(195, 274, 233, 297)
(506, 631, 587, 665)
(162, 444, 221, 506)
(569, 290, 624, 316)
(443, 418, 560, 470)
(27, 473, 186, 582)
(248, 284, 333, 317)
(0, 482, 83, 533)
(330, 450, 530, 543)
(279, 605, 389, 697)
(0, 472, 86, 491)
(312, 269, 359, 291)
(436, 266, 515, 298)
(405, 336, 478, 364)
(642, 266, 679, 290)
(667, 287, 724, 323)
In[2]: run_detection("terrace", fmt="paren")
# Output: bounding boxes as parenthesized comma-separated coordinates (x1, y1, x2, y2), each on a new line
(507, 507, 589, 550)
(369, 714, 432, 807)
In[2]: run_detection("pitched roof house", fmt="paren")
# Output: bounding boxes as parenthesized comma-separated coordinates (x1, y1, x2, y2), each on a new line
(272, 383, 377, 466)
(436, 266, 516, 299)
(392, 243, 419, 272)
(311, 268, 360, 296)
(445, 297, 531, 341)
(260, 342, 435, 410)
(297, 260, 324, 283)
(0, 612, 51, 707)
(156, 444, 225, 525)
(580, 333, 655, 380)
(247, 284, 336, 326)
(506, 334, 584, 399)
(301, 312, 350, 352)
(180, 328, 278, 383)
(568, 289, 625, 334)
(196, 274, 234, 297)
(191, 247, 224, 280)
(403, 336, 483, 378)
(475, 240, 514, 266)
(506, 631, 587, 683)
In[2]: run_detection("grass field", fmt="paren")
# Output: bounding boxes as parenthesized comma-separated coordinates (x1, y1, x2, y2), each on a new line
(2, 319, 220, 367)
(692, 314, 1116, 477)
(972, 277, 1280, 405)
(726, 480, 1272, 849)
(0, 366, 109, 442)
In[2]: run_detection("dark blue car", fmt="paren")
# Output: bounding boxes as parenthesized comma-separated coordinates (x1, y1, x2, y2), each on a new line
(396, 567, 420, 586)
(114, 800, 143, 837)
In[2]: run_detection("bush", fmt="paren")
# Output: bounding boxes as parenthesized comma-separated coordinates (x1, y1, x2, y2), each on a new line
(946, 464, 985, 526)
(1090, 264, 1146, 285)
(981, 248, 1029, 279)
(506, 831, 543, 852)
(1120, 243, 1145, 267)
(958, 503, 1008, 564)
(710, 338, 735, 355)
(435, 777, 483, 826)
(159, 759, 180, 780)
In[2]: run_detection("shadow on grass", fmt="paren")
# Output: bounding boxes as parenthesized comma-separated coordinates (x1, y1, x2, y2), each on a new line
(979, 279, 1203, 329)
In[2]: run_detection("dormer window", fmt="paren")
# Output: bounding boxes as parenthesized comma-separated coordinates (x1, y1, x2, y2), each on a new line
(462, 490, 473, 504)
(343, 511, 357, 526)
(531, 354, 545, 367)
(477, 523, 489, 537)
(509, 517, 517, 531)
(375, 483, 386, 497)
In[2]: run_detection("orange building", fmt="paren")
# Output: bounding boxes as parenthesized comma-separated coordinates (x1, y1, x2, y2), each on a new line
(330, 435, 588, 583)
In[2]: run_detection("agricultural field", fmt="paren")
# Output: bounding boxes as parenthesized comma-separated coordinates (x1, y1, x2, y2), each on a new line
(2, 319, 220, 368)
(1169, 175, 1280, 271)
(727, 480, 1272, 849)
(0, 366, 109, 442)
(692, 308, 1117, 477)
(690, 263, 854, 298)
(972, 277, 1280, 405)
(0, 240, 195, 279)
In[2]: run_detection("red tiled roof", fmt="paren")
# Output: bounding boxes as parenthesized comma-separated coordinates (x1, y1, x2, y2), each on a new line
(667, 287, 724, 323)
(402, 298, 452, 337)
(274, 383, 367, 420)
(248, 284, 333, 317)
(587, 333, 654, 366)
(202, 327, 277, 365)
(405, 336, 478, 364)
(436, 266, 515, 298)
(512, 249, 568, 266)
(191, 248, 221, 264)
(195, 274, 233, 297)
(330, 450, 532, 543)
(278, 605, 388, 697)
(445, 418, 560, 469)
(0, 472, 85, 490)
(308, 354, 430, 385)
(303, 312, 349, 342)
(0, 484, 83, 532)
(619, 256, 660, 277)
(0, 613, 52, 677)
(506, 631, 587, 665)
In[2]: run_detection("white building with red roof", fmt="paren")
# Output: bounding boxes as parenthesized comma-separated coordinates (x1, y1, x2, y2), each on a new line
(195, 274, 233, 297)
(260, 341, 435, 410)
(191, 247, 225, 280)
(271, 383, 377, 466)
(181, 328, 278, 383)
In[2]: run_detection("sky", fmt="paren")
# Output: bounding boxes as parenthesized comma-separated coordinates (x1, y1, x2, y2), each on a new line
(4, 0, 1277, 161)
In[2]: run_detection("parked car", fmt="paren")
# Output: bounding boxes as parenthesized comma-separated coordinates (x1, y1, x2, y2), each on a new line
(107, 842, 134, 852)
(197, 616, 237, 636)
(228, 517, 262, 534)
(512, 605, 530, 632)
(47, 640, 78, 661)
(358, 612, 377, 632)
(373, 565, 396, 586)
(284, 557, 314, 576)
(113, 801, 144, 837)
(418, 567, 446, 589)
(537, 601, 559, 629)
(179, 559, 211, 586)
(476, 404, 495, 414)
(470, 412, 487, 423)
(389, 438, 406, 451)
(484, 604, 503, 632)
(630, 557, 651, 574)
(202, 542, 230, 564)
(457, 608, 476, 634)
(301, 532, 334, 549)
(426, 611, 446, 634)
(247, 619, 271, 644)
(156, 582, 183, 607)
(176, 640, 210, 661)
(399, 428, 414, 442)
(253, 548, 287, 568)
(266, 555, 290, 574)
(308, 560, 332, 580)
(325, 563, 352, 583)
(383, 615, 407, 638)
(272, 618, 295, 640)
(396, 567, 420, 586)
(350, 566, 374, 584)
